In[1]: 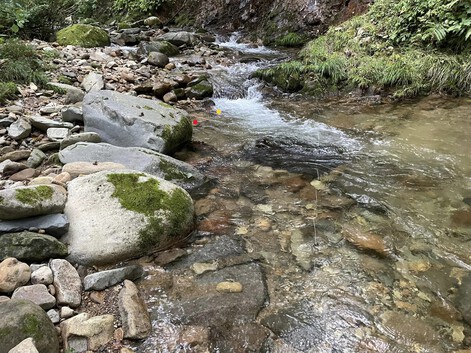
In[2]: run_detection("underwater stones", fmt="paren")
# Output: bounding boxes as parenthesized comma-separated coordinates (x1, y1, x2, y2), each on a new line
(0, 185, 67, 220)
(82, 90, 192, 154)
(62, 170, 194, 265)
(342, 224, 393, 257)
(56, 24, 110, 48)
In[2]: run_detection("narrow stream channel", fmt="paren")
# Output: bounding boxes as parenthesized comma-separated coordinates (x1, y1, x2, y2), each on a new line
(139, 34, 471, 352)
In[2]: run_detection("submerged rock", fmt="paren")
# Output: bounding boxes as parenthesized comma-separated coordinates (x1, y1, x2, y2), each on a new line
(83, 90, 192, 154)
(62, 170, 194, 265)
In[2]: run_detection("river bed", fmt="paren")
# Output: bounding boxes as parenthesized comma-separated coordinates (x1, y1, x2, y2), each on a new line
(137, 35, 471, 352)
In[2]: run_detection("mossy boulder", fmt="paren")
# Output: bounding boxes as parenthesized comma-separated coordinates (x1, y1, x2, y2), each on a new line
(137, 40, 180, 57)
(0, 299, 60, 353)
(56, 24, 110, 48)
(186, 80, 214, 99)
(0, 231, 68, 262)
(62, 170, 194, 265)
(0, 185, 67, 220)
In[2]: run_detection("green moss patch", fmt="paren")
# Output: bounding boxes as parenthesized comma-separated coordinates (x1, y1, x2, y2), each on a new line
(162, 118, 192, 154)
(16, 186, 54, 206)
(56, 24, 110, 48)
(107, 173, 193, 249)
(159, 159, 193, 181)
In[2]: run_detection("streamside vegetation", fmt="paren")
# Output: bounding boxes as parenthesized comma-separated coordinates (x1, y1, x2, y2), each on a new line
(255, 0, 471, 98)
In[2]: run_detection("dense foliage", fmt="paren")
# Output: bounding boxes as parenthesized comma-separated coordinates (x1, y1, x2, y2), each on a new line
(256, 0, 471, 98)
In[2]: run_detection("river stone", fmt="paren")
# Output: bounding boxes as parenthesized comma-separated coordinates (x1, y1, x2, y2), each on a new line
(0, 213, 69, 237)
(31, 266, 53, 285)
(455, 272, 471, 325)
(157, 31, 195, 46)
(50, 259, 81, 308)
(0, 184, 67, 220)
(56, 24, 110, 48)
(82, 72, 104, 92)
(0, 232, 68, 262)
(62, 170, 194, 265)
(8, 337, 39, 353)
(0, 258, 30, 293)
(58, 142, 208, 194)
(83, 265, 144, 291)
(0, 299, 60, 353)
(61, 105, 83, 123)
(47, 127, 70, 141)
(0, 150, 31, 163)
(8, 119, 31, 140)
(147, 52, 169, 68)
(48, 83, 85, 104)
(60, 132, 101, 150)
(62, 161, 126, 177)
(61, 313, 114, 351)
(12, 284, 56, 310)
(137, 41, 179, 57)
(9, 168, 39, 181)
(26, 149, 46, 168)
(118, 280, 152, 339)
(83, 90, 192, 154)
(30, 116, 73, 132)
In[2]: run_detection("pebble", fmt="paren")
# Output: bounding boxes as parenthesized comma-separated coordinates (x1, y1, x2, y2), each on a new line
(31, 266, 54, 285)
(216, 281, 243, 293)
(191, 262, 218, 275)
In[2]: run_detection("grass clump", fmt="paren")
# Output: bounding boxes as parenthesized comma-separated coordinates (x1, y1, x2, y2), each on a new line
(276, 32, 307, 47)
(256, 0, 471, 98)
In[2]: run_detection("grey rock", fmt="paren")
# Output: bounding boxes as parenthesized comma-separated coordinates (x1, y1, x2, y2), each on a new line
(12, 284, 56, 310)
(0, 213, 69, 237)
(36, 142, 61, 152)
(186, 79, 213, 99)
(61, 313, 114, 352)
(8, 337, 39, 353)
(147, 51, 169, 68)
(157, 31, 195, 46)
(8, 119, 31, 140)
(30, 116, 73, 132)
(60, 306, 75, 319)
(58, 142, 208, 194)
(0, 117, 15, 127)
(0, 184, 67, 220)
(84, 265, 145, 291)
(82, 72, 104, 92)
(47, 127, 70, 141)
(137, 41, 179, 57)
(60, 132, 101, 150)
(26, 149, 46, 168)
(0, 299, 60, 353)
(62, 170, 194, 265)
(31, 266, 53, 285)
(47, 309, 60, 324)
(83, 90, 192, 154)
(39, 104, 64, 115)
(48, 83, 85, 104)
(61, 106, 83, 123)
(0, 150, 31, 163)
(50, 259, 81, 308)
(1, 161, 27, 176)
(0, 159, 13, 174)
(0, 258, 31, 293)
(118, 280, 152, 339)
(0, 231, 68, 262)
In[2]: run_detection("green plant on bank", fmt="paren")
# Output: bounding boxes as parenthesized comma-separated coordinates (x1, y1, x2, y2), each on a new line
(0, 82, 17, 104)
(276, 32, 307, 47)
(256, 0, 471, 98)
(113, 0, 174, 17)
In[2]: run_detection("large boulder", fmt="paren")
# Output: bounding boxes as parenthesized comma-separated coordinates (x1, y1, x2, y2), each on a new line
(62, 170, 194, 265)
(58, 142, 208, 195)
(0, 232, 68, 262)
(0, 299, 60, 353)
(0, 185, 67, 220)
(56, 24, 110, 48)
(83, 91, 192, 154)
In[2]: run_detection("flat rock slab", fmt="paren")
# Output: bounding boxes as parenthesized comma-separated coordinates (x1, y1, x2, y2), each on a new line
(0, 213, 69, 237)
(83, 90, 192, 154)
(50, 259, 81, 308)
(30, 115, 73, 132)
(0, 231, 68, 262)
(60, 132, 101, 150)
(59, 142, 208, 194)
(0, 184, 67, 220)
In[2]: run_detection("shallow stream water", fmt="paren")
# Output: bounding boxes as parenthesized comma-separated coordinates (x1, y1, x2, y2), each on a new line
(138, 34, 471, 352)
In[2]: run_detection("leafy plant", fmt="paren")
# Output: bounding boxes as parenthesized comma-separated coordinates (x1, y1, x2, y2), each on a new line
(0, 82, 18, 104)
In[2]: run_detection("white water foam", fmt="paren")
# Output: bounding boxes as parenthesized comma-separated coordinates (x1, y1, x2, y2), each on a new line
(216, 32, 277, 54)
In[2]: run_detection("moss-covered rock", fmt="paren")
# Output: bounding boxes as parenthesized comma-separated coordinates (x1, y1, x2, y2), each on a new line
(0, 231, 68, 262)
(0, 299, 60, 353)
(137, 40, 180, 57)
(62, 170, 194, 265)
(185, 80, 214, 99)
(56, 24, 110, 48)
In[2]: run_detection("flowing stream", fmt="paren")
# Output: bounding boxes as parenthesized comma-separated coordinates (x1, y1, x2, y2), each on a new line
(139, 34, 471, 352)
